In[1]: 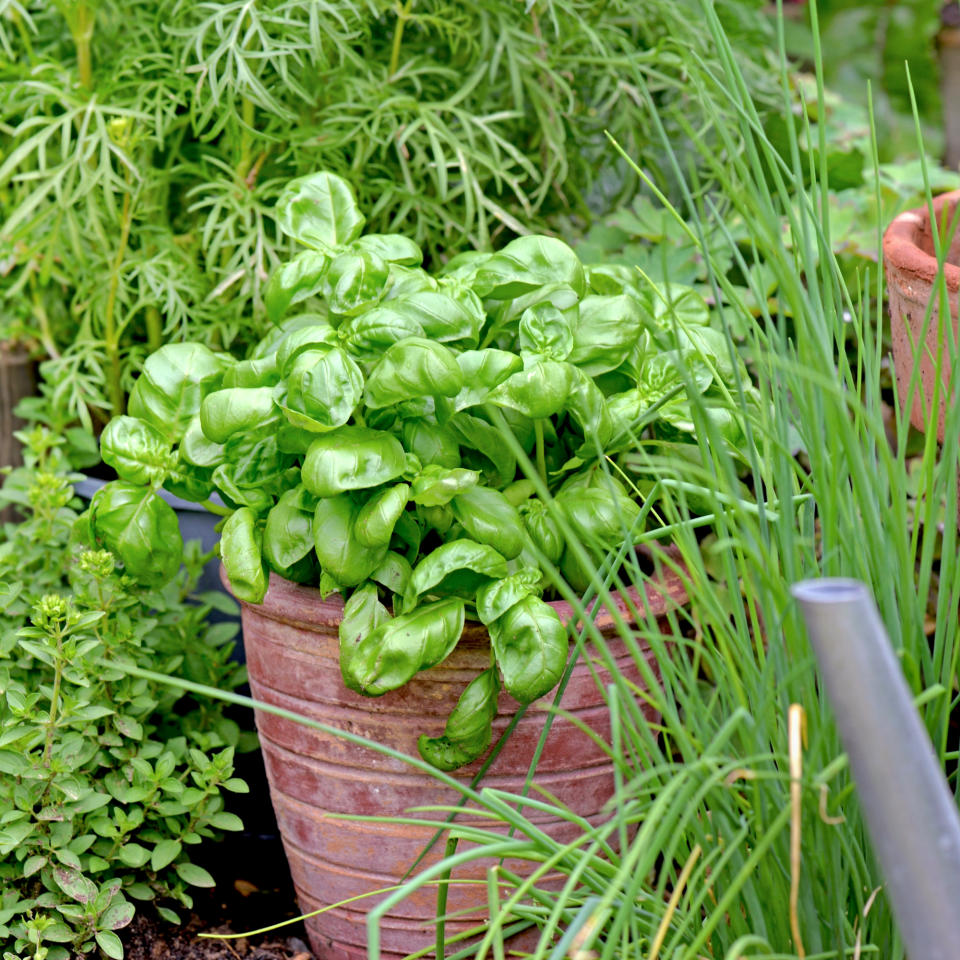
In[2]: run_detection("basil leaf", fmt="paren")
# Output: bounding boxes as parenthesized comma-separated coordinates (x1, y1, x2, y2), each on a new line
(264, 249, 330, 323)
(649, 283, 710, 329)
(221, 355, 281, 389)
(353, 233, 423, 266)
(324, 248, 390, 317)
(339, 583, 392, 683)
(370, 551, 413, 595)
(364, 337, 463, 409)
(276, 171, 365, 252)
(453, 350, 523, 411)
(200, 387, 278, 444)
(567, 294, 645, 375)
(339, 306, 425, 361)
(488, 360, 574, 419)
(285, 346, 364, 431)
(473, 236, 586, 300)
(99, 416, 172, 485)
(302, 426, 406, 498)
(519, 499, 563, 565)
(276, 321, 340, 376)
(90, 482, 182, 587)
(179, 414, 224, 469)
(475, 568, 542, 625)
(355, 483, 410, 547)
(128, 343, 229, 443)
(313, 494, 389, 587)
(518, 302, 574, 360)
(406, 539, 509, 605)
(418, 667, 499, 771)
(449, 412, 516, 488)
(489, 595, 568, 703)
(555, 485, 642, 553)
(221, 507, 269, 604)
(401, 419, 461, 468)
(410, 465, 479, 507)
(388, 290, 485, 348)
(450, 485, 525, 560)
(263, 487, 315, 571)
(343, 598, 465, 696)
(565, 367, 614, 452)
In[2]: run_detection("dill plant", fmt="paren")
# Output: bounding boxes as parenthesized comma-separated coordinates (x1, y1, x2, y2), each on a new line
(1, 0, 775, 433)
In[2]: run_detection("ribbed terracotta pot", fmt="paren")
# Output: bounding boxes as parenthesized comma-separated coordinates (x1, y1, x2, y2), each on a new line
(883, 189, 960, 442)
(225, 564, 687, 960)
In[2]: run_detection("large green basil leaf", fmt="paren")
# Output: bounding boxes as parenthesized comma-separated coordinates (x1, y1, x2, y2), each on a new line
(473, 236, 586, 300)
(405, 539, 509, 606)
(518, 302, 574, 361)
(302, 427, 406, 498)
(453, 350, 523, 411)
(285, 346, 363, 431)
(276, 171, 365, 252)
(343, 597, 465, 696)
(485, 281, 581, 345)
(450, 485, 525, 560)
(90, 482, 182, 587)
(418, 667, 499, 771)
(313, 494, 389, 587)
(489, 595, 567, 703)
(216, 433, 294, 508)
(449, 413, 516, 488)
(353, 233, 423, 266)
(99, 416, 172, 485)
(364, 338, 463, 409)
(567, 294, 646, 375)
(475, 568, 542, 625)
(370, 550, 412, 596)
(385, 264, 439, 298)
(410, 465, 479, 507)
(263, 487, 315, 571)
(392, 511, 422, 562)
(355, 483, 410, 547)
(565, 368, 614, 452)
(338, 583, 392, 682)
(387, 290, 484, 348)
(199, 387, 278, 445)
(401, 420, 461, 468)
(585, 263, 643, 297)
(555, 485, 642, 553)
(221, 507, 269, 603)
(128, 343, 229, 443)
(339, 306, 425, 361)
(164, 462, 214, 504)
(487, 360, 574, 419)
(276, 322, 340, 375)
(519, 499, 563, 565)
(264, 250, 330, 323)
(324, 248, 390, 317)
(222, 355, 281, 389)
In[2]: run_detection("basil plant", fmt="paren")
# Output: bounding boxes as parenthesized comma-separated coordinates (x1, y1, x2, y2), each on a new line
(83, 172, 758, 770)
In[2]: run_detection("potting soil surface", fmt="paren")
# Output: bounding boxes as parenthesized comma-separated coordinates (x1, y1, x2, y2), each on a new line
(121, 750, 316, 959)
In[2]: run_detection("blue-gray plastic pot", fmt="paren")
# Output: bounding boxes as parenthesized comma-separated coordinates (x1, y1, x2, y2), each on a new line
(74, 476, 245, 662)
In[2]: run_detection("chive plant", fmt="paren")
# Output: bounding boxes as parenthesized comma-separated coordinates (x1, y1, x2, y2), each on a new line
(0, 0, 775, 435)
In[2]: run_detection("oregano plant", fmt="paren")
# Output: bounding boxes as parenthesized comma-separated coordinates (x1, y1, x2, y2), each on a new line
(0, 429, 250, 959)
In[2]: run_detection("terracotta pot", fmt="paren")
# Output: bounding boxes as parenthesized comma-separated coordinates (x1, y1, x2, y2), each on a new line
(883, 189, 960, 442)
(225, 563, 687, 960)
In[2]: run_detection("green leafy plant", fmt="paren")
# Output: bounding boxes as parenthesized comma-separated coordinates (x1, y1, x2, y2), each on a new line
(0, 429, 250, 959)
(85, 173, 749, 767)
(0, 0, 776, 433)
(86, 170, 761, 771)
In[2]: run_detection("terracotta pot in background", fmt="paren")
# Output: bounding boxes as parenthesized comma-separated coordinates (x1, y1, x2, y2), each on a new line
(883, 189, 960, 442)
(226, 565, 687, 960)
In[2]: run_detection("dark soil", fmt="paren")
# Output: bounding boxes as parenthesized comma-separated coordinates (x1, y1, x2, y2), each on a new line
(121, 749, 315, 960)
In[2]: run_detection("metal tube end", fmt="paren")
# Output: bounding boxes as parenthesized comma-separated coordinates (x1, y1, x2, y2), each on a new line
(790, 578, 871, 606)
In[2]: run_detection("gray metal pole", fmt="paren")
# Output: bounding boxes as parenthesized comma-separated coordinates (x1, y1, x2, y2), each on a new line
(791, 578, 960, 960)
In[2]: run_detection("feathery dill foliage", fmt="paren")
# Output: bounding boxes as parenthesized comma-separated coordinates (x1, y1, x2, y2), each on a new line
(1, 0, 774, 428)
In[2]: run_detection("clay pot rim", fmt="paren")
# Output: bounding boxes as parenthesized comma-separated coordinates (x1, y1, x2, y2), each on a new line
(221, 548, 688, 634)
(883, 189, 960, 294)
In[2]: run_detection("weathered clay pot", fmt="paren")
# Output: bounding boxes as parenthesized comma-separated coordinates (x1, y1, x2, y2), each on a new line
(226, 564, 687, 960)
(883, 189, 960, 442)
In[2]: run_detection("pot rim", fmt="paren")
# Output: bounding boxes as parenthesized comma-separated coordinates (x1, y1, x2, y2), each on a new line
(882, 188, 960, 293)
(220, 547, 688, 634)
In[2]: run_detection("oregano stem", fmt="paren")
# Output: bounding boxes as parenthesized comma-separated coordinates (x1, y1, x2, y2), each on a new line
(43, 626, 64, 765)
